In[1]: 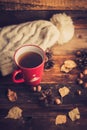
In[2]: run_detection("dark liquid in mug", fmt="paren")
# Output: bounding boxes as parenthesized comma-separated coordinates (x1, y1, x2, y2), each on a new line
(18, 52, 43, 68)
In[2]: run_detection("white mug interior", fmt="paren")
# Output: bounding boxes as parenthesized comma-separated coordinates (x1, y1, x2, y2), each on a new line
(15, 45, 45, 66)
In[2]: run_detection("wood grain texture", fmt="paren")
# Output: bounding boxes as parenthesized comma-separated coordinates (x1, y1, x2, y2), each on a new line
(0, 10, 87, 27)
(0, 10, 87, 130)
(0, 0, 87, 10)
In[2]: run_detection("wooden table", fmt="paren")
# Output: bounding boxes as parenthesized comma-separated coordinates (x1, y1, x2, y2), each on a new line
(0, 0, 87, 10)
(0, 10, 87, 130)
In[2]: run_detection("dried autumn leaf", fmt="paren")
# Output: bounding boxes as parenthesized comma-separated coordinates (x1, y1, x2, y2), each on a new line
(59, 86, 70, 97)
(64, 60, 77, 68)
(55, 115, 67, 125)
(68, 107, 80, 121)
(7, 89, 17, 102)
(61, 60, 77, 73)
(5, 106, 22, 119)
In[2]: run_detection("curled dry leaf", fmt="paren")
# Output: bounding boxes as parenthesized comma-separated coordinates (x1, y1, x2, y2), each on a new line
(55, 115, 67, 125)
(59, 86, 70, 97)
(5, 106, 22, 119)
(68, 107, 80, 121)
(64, 60, 77, 68)
(61, 64, 72, 73)
(61, 60, 77, 73)
(7, 89, 17, 102)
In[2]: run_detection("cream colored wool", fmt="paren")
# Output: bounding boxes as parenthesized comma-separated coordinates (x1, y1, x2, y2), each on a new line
(50, 13, 74, 45)
(0, 13, 74, 76)
(0, 20, 60, 76)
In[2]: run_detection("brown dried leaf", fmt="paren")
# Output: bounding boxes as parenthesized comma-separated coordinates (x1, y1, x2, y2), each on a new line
(55, 115, 67, 125)
(5, 106, 22, 119)
(7, 89, 17, 102)
(68, 107, 80, 121)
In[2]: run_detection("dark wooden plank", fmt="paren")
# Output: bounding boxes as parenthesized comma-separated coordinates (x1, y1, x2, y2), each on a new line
(0, 10, 87, 130)
(0, 0, 87, 10)
(0, 82, 87, 130)
(0, 10, 87, 27)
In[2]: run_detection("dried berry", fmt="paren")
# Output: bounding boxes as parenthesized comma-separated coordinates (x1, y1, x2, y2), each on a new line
(44, 49, 54, 70)
(45, 49, 52, 59)
(75, 49, 87, 70)
(77, 34, 82, 39)
(44, 60, 54, 69)
(77, 68, 87, 88)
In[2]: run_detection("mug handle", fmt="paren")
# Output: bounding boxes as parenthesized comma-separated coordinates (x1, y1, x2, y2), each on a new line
(12, 70, 24, 83)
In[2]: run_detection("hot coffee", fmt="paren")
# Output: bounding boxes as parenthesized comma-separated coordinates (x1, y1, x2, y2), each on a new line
(18, 52, 43, 68)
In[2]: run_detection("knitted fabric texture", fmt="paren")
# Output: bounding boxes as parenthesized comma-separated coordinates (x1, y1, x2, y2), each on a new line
(0, 20, 59, 76)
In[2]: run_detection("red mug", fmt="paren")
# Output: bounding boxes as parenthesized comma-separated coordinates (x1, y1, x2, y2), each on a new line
(12, 45, 45, 86)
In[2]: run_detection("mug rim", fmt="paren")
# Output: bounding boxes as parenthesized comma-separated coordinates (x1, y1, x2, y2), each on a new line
(14, 44, 45, 70)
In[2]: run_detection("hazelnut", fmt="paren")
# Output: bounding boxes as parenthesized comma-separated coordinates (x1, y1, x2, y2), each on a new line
(83, 69, 87, 75)
(76, 90, 82, 95)
(55, 98, 62, 105)
(37, 85, 42, 92)
(76, 50, 81, 56)
(79, 73, 84, 78)
(83, 82, 87, 88)
(77, 79, 83, 85)
(32, 86, 37, 92)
